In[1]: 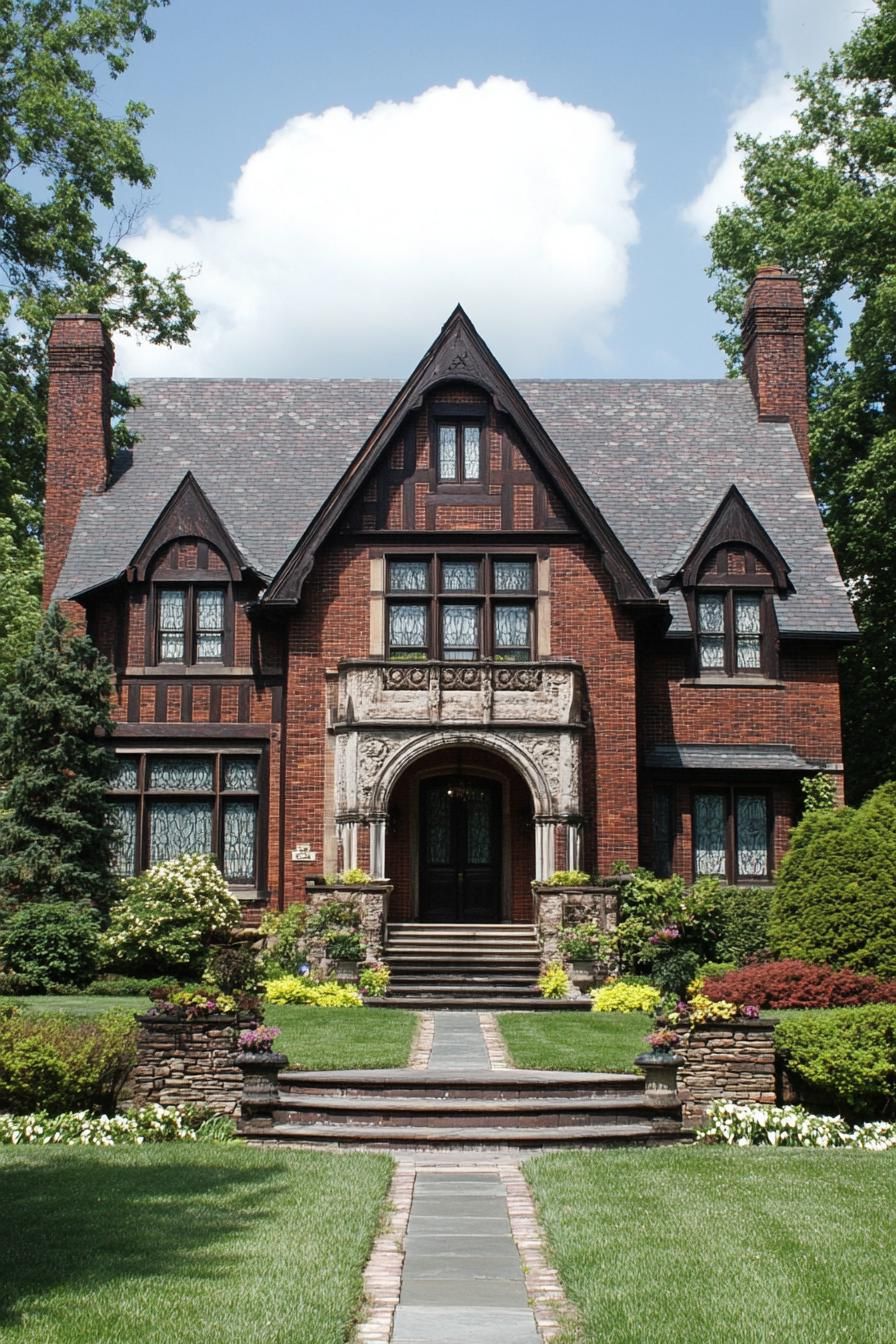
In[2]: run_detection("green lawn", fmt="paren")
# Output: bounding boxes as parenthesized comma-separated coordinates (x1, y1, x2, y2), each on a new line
(0, 1144, 392, 1344)
(526, 1147, 896, 1344)
(265, 1005, 418, 1070)
(497, 1011, 650, 1072)
(0, 995, 148, 1016)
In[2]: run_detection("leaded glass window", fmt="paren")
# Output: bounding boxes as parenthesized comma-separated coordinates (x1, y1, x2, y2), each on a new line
(463, 426, 481, 480)
(735, 595, 762, 670)
(442, 561, 480, 592)
(465, 787, 491, 864)
(494, 605, 530, 659)
(223, 801, 256, 881)
(158, 589, 186, 661)
(110, 756, 139, 791)
(196, 589, 224, 660)
(389, 561, 429, 592)
(736, 794, 768, 878)
(389, 604, 427, 658)
(224, 757, 257, 791)
(149, 800, 213, 864)
(426, 788, 451, 865)
(110, 801, 137, 875)
(494, 561, 533, 592)
(697, 594, 725, 669)
(150, 756, 214, 791)
(442, 604, 480, 660)
(694, 793, 726, 876)
(438, 425, 457, 479)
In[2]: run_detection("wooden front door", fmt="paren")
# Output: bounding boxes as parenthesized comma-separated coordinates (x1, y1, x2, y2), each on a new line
(419, 777, 502, 922)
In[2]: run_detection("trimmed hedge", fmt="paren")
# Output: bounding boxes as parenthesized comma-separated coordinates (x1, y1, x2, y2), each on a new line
(0, 1007, 137, 1115)
(771, 782, 896, 979)
(774, 1006, 896, 1117)
(703, 959, 896, 1010)
(716, 886, 773, 965)
(0, 902, 100, 989)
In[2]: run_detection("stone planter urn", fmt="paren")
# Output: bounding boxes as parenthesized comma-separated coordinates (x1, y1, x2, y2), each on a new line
(236, 1051, 289, 1126)
(332, 958, 359, 983)
(634, 1050, 682, 1101)
(568, 959, 595, 993)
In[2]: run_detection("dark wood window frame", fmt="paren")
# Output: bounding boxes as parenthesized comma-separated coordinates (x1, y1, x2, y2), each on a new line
(429, 400, 488, 489)
(148, 576, 235, 668)
(107, 746, 267, 894)
(691, 785, 773, 885)
(687, 546, 778, 679)
(386, 552, 537, 661)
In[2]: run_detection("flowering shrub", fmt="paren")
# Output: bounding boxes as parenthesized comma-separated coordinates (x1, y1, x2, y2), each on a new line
(649, 925, 680, 945)
(264, 975, 363, 1007)
(537, 962, 571, 999)
(591, 980, 661, 1014)
(0, 1010, 137, 1115)
(542, 870, 591, 886)
(358, 963, 391, 997)
(646, 1028, 681, 1052)
(237, 1026, 282, 1054)
(682, 994, 740, 1024)
(557, 922, 604, 961)
(703, 959, 896, 1010)
(145, 986, 261, 1019)
(0, 1104, 236, 1146)
(101, 853, 241, 977)
(699, 1100, 896, 1150)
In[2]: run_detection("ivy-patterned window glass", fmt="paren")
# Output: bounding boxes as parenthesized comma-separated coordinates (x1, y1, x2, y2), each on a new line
(223, 757, 257, 791)
(442, 560, 480, 592)
(465, 787, 491, 864)
(735, 594, 762, 670)
(149, 756, 214, 791)
(223, 801, 257, 882)
(196, 589, 224, 660)
(389, 603, 427, 657)
(426, 788, 450, 865)
(389, 560, 429, 592)
(110, 801, 137, 875)
(697, 593, 725, 669)
(158, 589, 186, 661)
(494, 561, 533, 592)
(694, 793, 727, 876)
(438, 425, 457, 479)
(110, 756, 139, 791)
(463, 426, 481, 479)
(494, 605, 530, 659)
(736, 794, 768, 878)
(149, 800, 213, 865)
(442, 604, 480, 660)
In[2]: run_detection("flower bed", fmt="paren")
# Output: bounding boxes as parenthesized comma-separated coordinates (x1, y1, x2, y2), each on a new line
(699, 1100, 896, 1150)
(0, 1103, 234, 1146)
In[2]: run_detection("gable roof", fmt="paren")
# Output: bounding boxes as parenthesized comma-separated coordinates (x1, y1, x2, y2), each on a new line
(53, 341, 857, 639)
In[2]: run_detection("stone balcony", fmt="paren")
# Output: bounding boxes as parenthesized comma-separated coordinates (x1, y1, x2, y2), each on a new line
(333, 659, 583, 729)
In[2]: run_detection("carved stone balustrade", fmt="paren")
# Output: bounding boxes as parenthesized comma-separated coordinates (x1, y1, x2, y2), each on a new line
(334, 659, 582, 729)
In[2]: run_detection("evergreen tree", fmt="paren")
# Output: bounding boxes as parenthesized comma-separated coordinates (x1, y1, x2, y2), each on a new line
(0, 605, 117, 909)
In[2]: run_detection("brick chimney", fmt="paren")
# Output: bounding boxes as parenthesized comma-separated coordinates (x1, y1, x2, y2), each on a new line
(44, 314, 114, 607)
(741, 264, 810, 476)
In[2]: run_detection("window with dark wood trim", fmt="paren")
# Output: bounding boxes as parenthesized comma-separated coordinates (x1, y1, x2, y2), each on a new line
(691, 545, 776, 678)
(692, 787, 771, 884)
(107, 748, 265, 891)
(386, 554, 535, 661)
(152, 582, 233, 666)
(436, 420, 483, 483)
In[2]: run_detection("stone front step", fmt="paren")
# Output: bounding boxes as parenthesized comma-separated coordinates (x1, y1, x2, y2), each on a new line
(273, 1093, 671, 1129)
(369, 995, 590, 1010)
(261, 1121, 687, 1149)
(277, 1068, 645, 1100)
(386, 982, 540, 997)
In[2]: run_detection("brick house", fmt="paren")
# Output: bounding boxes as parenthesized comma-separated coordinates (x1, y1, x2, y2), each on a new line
(44, 266, 855, 927)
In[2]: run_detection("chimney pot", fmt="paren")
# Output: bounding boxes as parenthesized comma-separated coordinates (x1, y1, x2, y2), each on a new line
(742, 266, 810, 475)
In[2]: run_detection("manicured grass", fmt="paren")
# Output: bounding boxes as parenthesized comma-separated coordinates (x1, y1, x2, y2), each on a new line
(525, 1147, 896, 1344)
(0, 995, 147, 1016)
(497, 1011, 650, 1072)
(0, 1144, 392, 1344)
(257, 1005, 418, 1070)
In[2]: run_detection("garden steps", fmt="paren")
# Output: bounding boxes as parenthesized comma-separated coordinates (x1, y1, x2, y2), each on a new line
(383, 921, 547, 1008)
(261, 1120, 685, 1149)
(367, 995, 590, 1010)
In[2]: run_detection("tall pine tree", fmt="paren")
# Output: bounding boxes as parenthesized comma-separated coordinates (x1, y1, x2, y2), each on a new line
(0, 605, 117, 909)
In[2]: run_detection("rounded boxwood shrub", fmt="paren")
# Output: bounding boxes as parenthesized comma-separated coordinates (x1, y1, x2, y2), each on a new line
(771, 781, 896, 979)
(703, 959, 896, 1009)
(774, 1005, 896, 1118)
(0, 902, 100, 989)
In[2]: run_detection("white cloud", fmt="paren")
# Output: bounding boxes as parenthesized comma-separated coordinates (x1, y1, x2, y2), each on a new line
(116, 77, 638, 378)
(684, 0, 873, 233)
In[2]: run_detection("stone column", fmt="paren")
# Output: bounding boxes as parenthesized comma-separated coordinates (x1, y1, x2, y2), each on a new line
(534, 818, 556, 880)
(369, 815, 387, 879)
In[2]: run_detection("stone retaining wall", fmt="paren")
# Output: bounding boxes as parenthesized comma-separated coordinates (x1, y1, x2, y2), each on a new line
(676, 1019, 777, 1121)
(305, 882, 392, 974)
(130, 1014, 257, 1115)
(532, 881, 620, 968)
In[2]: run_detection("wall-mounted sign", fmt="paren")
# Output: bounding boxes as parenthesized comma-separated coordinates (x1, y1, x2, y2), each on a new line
(291, 844, 317, 863)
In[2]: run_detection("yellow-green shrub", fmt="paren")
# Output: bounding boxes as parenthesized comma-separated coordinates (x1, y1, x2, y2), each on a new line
(537, 962, 570, 999)
(264, 975, 363, 1007)
(591, 980, 661, 1014)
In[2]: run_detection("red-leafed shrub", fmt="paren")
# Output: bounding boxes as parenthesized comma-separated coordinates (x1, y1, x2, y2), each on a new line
(703, 959, 896, 1010)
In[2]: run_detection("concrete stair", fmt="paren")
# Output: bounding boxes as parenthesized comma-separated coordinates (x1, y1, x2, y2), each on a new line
(375, 922, 587, 1010)
(243, 1068, 689, 1150)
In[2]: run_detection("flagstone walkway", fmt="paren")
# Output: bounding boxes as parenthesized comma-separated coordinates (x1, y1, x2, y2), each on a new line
(354, 1011, 572, 1344)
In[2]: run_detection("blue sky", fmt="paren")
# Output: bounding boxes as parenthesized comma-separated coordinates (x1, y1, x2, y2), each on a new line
(106, 0, 870, 382)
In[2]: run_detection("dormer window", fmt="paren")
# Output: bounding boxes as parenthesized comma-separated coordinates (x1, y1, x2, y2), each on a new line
(437, 421, 482, 482)
(691, 545, 777, 679)
(157, 586, 226, 664)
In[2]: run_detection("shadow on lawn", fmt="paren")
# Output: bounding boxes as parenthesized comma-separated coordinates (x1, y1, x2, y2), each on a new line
(0, 1149, 290, 1329)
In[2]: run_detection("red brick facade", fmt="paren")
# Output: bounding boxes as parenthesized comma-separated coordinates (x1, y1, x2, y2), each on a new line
(43, 289, 850, 922)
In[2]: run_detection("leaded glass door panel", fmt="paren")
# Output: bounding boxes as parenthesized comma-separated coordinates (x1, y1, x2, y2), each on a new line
(419, 777, 501, 922)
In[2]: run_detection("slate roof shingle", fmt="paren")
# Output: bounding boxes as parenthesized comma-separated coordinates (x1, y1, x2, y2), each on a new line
(54, 375, 856, 638)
